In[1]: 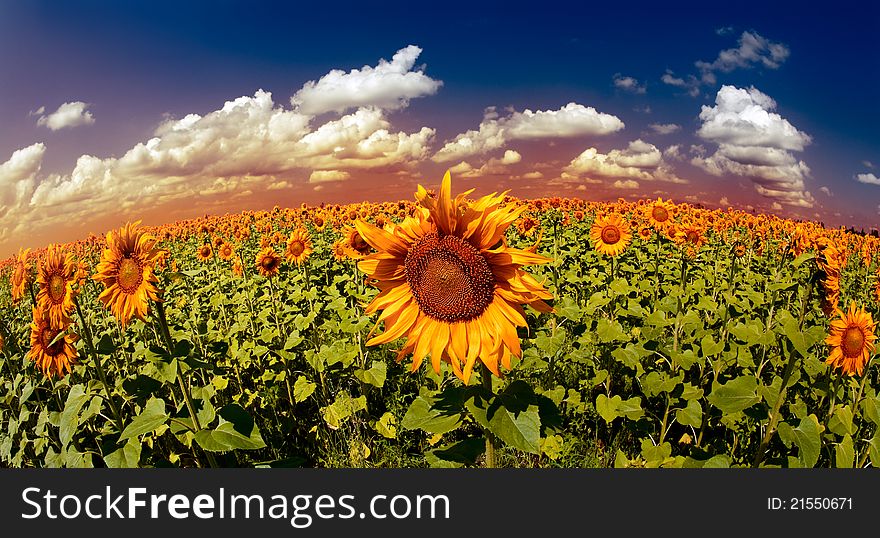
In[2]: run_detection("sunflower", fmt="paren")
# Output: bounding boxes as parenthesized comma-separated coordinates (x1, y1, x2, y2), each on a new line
(93, 221, 163, 328)
(356, 171, 553, 383)
(343, 226, 372, 258)
(27, 306, 78, 378)
(285, 228, 313, 266)
(255, 247, 282, 278)
(10, 248, 31, 303)
(825, 303, 876, 376)
(312, 213, 328, 231)
(645, 198, 675, 230)
(637, 226, 653, 241)
(36, 244, 77, 327)
(516, 216, 540, 238)
(331, 240, 349, 261)
(590, 213, 632, 257)
(197, 244, 213, 262)
(218, 242, 235, 261)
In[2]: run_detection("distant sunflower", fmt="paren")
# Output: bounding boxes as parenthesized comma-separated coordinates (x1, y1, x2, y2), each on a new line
(343, 226, 372, 258)
(312, 213, 328, 231)
(10, 248, 31, 303)
(93, 221, 163, 328)
(285, 228, 313, 266)
(590, 214, 632, 257)
(218, 242, 235, 261)
(645, 198, 675, 230)
(825, 303, 876, 376)
(197, 244, 213, 262)
(331, 240, 349, 261)
(36, 244, 77, 327)
(255, 247, 282, 278)
(356, 171, 553, 383)
(637, 226, 653, 241)
(27, 307, 78, 378)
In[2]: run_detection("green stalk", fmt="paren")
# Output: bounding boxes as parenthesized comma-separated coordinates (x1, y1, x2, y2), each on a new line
(73, 297, 125, 433)
(480, 364, 499, 468)
(154, 298, 219, 468)
(752, 275, 814, 467)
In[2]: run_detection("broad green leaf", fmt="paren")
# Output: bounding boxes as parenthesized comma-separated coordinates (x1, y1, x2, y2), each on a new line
(104, 438, 142, 468)
(707, 376, 759, 414)
(676, 400, 703, 428)
(835, 434, 854, 468)
(293, 376, 317, 403)
(401, 396, 462, 434)
(321, 393, 367, 430)
(827, 405, 854, 437)
(119, 397, 169, 441)
(355, 361, 387, 388)
(375, 412, 397, 439)
(60, 385, 90, 448)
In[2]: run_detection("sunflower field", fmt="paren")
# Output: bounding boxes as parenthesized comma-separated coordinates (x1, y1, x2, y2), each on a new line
(1, 173, 879, 468)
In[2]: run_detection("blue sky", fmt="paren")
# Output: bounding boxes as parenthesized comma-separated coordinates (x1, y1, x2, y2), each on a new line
(0, 0, 878, 255)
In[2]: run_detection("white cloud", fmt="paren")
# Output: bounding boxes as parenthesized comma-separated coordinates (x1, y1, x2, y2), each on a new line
(613, 74, 646, 94)
(0, 144, 44, 234)
(691, 86, 814, 208)
(856, 173, 880, 185)
(432, 103, 624, 162)
(719, 196, 730, 206)
(716, 26, 734, 36)
(564, 139, 685, 184)
(663, 145, 683, 160)
(309, 170, 351, 183)
(500, 149, 521, 165)
(290, 45, 442, 115)
(863, 160, 875, 169)
(648, 123, 681, 135)
(771, 202, 783, 211)
(819, 186, 833, 196)
(266, 180, 291, 191)
(661, 69, 700, 97)
(36, 102, 96, 131)
(696, 31, 790, 81)
(612, 179, 640, 189)
(518, 171, 544, 180)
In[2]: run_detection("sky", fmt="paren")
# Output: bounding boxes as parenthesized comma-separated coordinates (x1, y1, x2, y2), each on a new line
(1, 0, 878, 257)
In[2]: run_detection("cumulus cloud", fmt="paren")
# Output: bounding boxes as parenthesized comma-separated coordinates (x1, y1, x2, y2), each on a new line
(819, 186, 833, 196)
(612, 179, 640, 189)
(36, 102, 96, 130)
(662, 32, 789, 97)
(309, 170, 351, 183)
(432, 103, 624, 162)
(719, 196, 730, 206)
(648, 123, 681, 135)
(448, 150, 523, 178)
(613, 74, 646, 94)
(1, 49, 441, 250)
(856, 173, 880, 185)
(564, 139, 685, 184)
(290, 45, 442, 115)
(691, 85, 814, 208)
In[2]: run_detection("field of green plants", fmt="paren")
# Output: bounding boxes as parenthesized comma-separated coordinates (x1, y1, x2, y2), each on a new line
(1, 192, 879, 468)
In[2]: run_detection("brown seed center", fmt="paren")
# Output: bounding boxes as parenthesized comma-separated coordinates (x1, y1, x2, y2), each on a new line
(48, 274, 66, 303)
(652, 206, 669, 222)
(601, 225, 621, 245)
(405, 233, 495, 323)
(41, 327, 63, 356)
(289, 241, 305, 257)
(841, 326, 865, 359)
(117, 257, 143, 293)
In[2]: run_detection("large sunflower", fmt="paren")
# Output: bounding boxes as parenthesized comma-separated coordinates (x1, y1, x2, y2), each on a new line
(590, 213, 632, 257)
(255, 247, 282, 277)
(645, 198, 675, 231)
(93, 221, 163, 328)
(825, 303, 876, 376)
(36, 244, 77, 327)
(285, 228, 313, 266)
(27, 306, 78, 378)
(10, 248, 31, 303)
(356, 171, 553, 383)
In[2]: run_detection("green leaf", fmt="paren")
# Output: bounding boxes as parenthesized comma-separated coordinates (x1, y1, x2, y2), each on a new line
(827, 405, 854, 437)
(835, 434, 854, 468)
(596, 319, 626, 343)
(293, 376, 317, 403)
(401, 396, 462, 434)
(676, 400, 703, 428)
(194, 404, 266, 452)
(375, 412, 397, 439)
(789, 415, 822, 468)
(60, 385, 90, 448)
(426, 438, 486, 468)
(467, 395, 541, 454)
(595, 394, 644, 423)
(354, 361, 387, 388)
(321, 393, 367, 430)
(707, 376, 759, 414)
(104, 438, 142, 468)
(700, 334, 724, 357)
(119, 397, 169, 441)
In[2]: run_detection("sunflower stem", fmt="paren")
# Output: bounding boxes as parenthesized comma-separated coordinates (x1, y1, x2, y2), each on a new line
(73, 296, 125, 434)
(753, 274, 814, 467)
(154, 298, 220, 468)
(480, 364, 499, 468)
(267, 278, 294, 407)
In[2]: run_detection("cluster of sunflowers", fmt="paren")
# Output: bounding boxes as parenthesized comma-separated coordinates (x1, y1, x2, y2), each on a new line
(1, 173, 878, 386)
